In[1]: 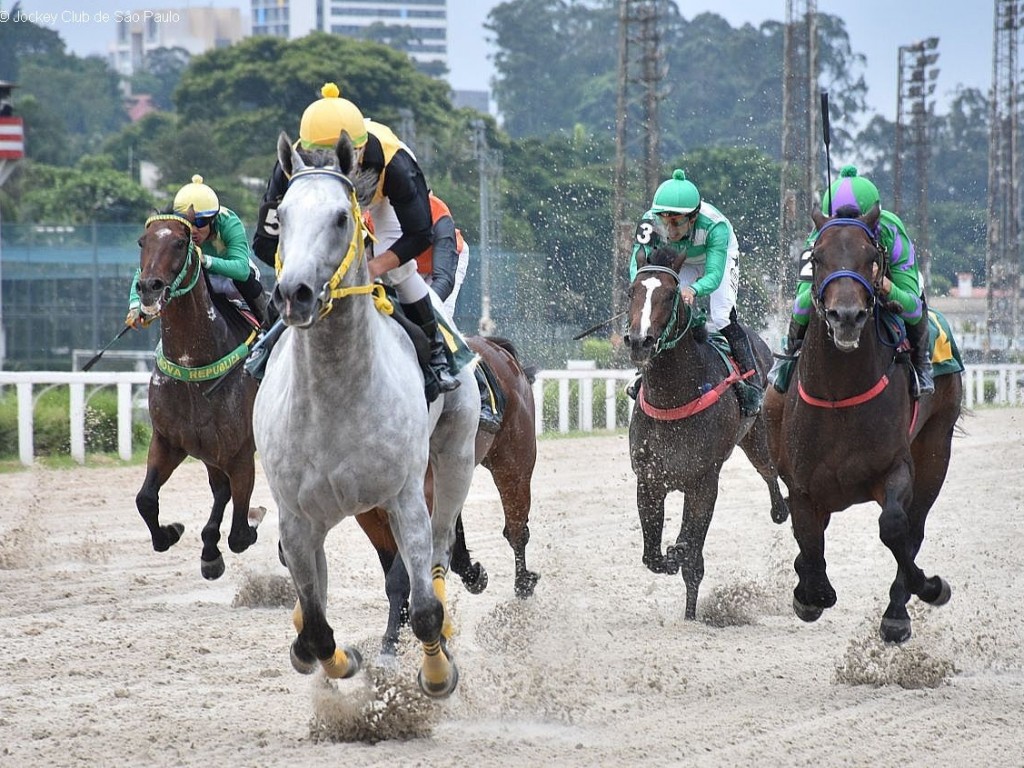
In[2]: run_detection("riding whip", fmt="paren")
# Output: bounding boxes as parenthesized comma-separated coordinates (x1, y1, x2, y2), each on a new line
(821, 91, 834, 214)
(81, 325, 132, 372)
(573, 310, 627, 341)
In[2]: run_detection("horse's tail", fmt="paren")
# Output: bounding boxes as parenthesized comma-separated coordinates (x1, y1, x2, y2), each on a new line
(485, 335, 537, 384)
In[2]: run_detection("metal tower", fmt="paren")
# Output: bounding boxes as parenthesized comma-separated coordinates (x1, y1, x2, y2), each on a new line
(986, 0, 1023, 356)
(612, 0, 669, 319)
(777, 0, 819, 311)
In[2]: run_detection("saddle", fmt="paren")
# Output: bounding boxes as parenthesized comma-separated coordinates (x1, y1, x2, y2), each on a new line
(879, 309, 965, 379)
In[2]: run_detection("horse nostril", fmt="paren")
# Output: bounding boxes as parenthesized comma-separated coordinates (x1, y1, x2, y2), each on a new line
(641, 335, 655, 348)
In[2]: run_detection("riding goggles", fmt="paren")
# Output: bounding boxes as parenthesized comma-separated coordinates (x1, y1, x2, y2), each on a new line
(192, 213, 216, 228)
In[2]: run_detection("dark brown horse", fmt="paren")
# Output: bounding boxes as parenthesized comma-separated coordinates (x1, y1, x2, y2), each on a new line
(134, 212, 262, 580)
(355, 334, 540, 659)
(624, 246, 789, 620)
(764, 205, 963, 643)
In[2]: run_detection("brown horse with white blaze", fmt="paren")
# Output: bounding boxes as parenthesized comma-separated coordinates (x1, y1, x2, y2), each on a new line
(764, 204, 963, 644)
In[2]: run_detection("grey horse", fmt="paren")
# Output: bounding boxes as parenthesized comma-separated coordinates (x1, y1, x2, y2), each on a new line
(253, 132, 479, 697)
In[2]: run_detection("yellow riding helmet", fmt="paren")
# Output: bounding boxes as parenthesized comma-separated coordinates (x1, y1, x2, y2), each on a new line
(173, 174, 219, 218)
(299, 82, 368, 150)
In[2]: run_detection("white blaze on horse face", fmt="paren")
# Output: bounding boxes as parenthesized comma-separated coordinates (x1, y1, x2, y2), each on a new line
(638, 276, 662, 338)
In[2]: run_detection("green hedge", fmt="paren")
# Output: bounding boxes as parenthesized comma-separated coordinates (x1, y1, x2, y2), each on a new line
(0, 386, 150, 458)
(541, 378, 632, 433)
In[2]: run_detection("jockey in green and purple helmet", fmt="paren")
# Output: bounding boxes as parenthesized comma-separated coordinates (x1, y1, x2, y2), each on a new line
(769, 164, 933, 396)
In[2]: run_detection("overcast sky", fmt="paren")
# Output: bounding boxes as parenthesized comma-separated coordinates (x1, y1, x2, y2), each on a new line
(15, 0, 994, 120)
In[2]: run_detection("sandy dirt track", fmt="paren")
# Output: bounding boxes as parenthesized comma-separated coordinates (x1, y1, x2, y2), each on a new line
(0, 407, 1022, 767)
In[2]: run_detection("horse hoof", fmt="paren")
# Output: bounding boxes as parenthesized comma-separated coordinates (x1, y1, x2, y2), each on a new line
(925, 577, 952, 606)
(793, 597, 823, 623)
(461, 564, 489, 595)
(418, 659, 459, 699)
(248, 506, 267, 527)
(771, 501, 790, 525)
(290, 642, 317, 675)
(880, 618, 912, 644)
(154, 522, 185, 552)
(515, 571, 540, 598)
(322, 645, 363, 679)
(201, 555, 225, 581)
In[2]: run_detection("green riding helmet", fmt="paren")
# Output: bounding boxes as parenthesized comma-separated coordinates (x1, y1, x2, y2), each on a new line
(651, 169, 701, 215)
(822, 164, 880, 215)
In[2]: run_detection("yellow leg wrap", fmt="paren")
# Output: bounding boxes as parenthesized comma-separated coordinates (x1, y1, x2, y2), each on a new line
(420, 638, 451, 687)
(292, 599, 304, 634)
(321, 649, 353, 679)
(432, 566, 454, 640)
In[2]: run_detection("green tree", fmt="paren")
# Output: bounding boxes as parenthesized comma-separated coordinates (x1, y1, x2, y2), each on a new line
(16, 157, 155, 223)
(0, 2, 66, 81)
(16, 52, 126, 165)
(129, 47, 192, 111)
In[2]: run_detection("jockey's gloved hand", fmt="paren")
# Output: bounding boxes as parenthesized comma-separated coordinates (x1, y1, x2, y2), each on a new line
(125, 307, 154, 330)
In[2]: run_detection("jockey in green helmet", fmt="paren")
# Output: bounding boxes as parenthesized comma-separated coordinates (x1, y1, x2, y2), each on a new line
(626, 168, 764, 417)
(126, 175, 270, 330)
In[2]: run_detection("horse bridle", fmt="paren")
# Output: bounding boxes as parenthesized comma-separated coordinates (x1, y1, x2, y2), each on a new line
(809, 218, 885, 318)
(141, 214, 202, 302)
(632, 265, 698, 354)
(282, 167, 393, 317)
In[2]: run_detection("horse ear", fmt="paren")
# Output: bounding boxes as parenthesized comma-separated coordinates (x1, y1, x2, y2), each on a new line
(335, 133, 355, 175)
(811, 209, 829, 230)
(861, 202, 881, 229)
(278, 131, 304, 176)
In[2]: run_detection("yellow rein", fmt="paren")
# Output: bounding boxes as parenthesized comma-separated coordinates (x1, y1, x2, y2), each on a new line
(274, 185, 393, 317)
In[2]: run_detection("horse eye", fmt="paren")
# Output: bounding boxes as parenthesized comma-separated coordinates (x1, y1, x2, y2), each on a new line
(336, 211, 348, 228)
(137, 237, 144, 247)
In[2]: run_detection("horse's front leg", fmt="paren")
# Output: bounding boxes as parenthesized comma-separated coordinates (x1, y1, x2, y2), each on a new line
(668, 473, 719, 620)
(637, 478, 676, 575)
(877, 462, 950, 644)
(789, 492, 836, 622)
(136, 436, 187, 553)
(387, 488, 452, 698)
(281, 513, 361, 679)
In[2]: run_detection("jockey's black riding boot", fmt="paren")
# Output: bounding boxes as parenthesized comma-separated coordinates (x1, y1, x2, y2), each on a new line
(237, 271, 272, 328)
(720, 321, 764, 417)
(767, 318, 806, 393)
(401, 297, 460, 394)
(905, 309, 935, 397)
(475, 365, 502, 434)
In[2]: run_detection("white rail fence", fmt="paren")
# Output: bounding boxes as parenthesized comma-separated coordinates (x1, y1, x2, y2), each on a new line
(1, 365, 1022, 465)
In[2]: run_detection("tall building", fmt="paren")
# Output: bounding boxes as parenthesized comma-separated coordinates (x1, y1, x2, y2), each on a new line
(251, 0, 448, 72)
(108, 7, 246, 76)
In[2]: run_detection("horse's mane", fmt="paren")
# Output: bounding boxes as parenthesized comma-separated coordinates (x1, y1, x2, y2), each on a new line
(293, 145, 380, 208)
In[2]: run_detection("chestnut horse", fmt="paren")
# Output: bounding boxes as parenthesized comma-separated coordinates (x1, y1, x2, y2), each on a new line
(624, 246, 790, 619)
(356, 334, 540, 659)
(764, 205, 963, 643)
(133, 212, 262, 580)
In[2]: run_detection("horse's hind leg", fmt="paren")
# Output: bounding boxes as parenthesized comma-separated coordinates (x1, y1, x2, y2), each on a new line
(738, 416, 790, 524)
(200, 466, 232, 580)
(136, 437, 187, 553)
(450, 515, 489, 595)
(223, 457, 258, 555)
(489, 459, 539, 598)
